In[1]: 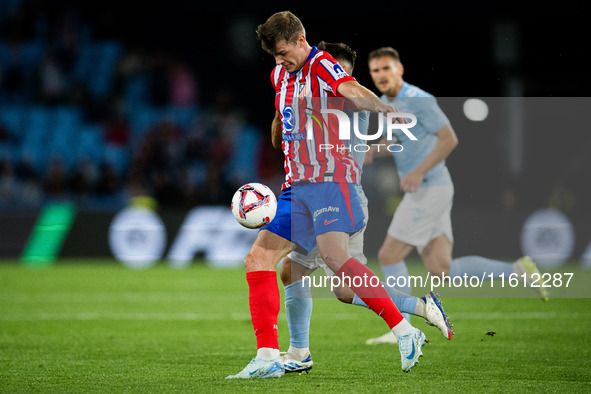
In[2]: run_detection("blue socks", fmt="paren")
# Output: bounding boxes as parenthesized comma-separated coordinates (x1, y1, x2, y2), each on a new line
(380, 262, 412, 321)
(284, 280, 313, 349)
(450, 255, 513, 279)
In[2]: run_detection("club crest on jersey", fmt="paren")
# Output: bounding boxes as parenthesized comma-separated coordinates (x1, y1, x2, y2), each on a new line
(298, 81, 308, 100)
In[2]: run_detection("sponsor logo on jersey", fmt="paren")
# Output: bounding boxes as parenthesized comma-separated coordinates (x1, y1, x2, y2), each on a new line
(333, 63, 348, 79)
(282, 106, 295, 133)
(313, 206, 340, 220)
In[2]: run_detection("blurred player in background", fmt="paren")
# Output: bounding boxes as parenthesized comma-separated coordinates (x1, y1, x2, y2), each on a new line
(226, 12, 426, 379)
(277, 41, 452, 374)
(364, 47, 548, 345)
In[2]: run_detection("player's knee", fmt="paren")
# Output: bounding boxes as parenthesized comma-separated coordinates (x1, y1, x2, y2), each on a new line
(244, 249, 270, 272)
(244, 250, 257, 271)
(319, 252, 342, 271)
(378, 245, 403, 266)
(279, 257, 292, 285)
(377, 246, 389, 265)
(427, 259, 451, 277)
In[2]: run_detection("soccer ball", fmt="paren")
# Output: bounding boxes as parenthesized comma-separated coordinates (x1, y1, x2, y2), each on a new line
(231, 183, 277, 229)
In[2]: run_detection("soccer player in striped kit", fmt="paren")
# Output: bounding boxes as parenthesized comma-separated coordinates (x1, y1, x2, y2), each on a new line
(226, 12, 426, 379)
(276, 41, 452, 375)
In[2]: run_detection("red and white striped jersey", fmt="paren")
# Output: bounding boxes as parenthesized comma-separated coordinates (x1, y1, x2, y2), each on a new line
(272, 47, 360, 190)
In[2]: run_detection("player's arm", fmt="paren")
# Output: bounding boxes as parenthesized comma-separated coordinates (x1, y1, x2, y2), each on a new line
(336, 80, 397, 114)
(271, 111, 282, 149)
(400, 124, 458, 193)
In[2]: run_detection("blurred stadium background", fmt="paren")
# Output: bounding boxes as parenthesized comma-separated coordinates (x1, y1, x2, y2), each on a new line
(1, 1, 590, 391)
(0, 0, 589, 266)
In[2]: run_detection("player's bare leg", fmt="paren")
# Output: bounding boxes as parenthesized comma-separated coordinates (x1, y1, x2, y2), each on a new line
(245, 229, 294, 272)
(378, 235, 414, 268)
(421, 234, 453, 278)
(227, 230, 294, 379)
(280, 256, 315, 286)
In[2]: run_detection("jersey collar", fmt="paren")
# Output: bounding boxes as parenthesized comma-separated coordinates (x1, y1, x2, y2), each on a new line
(289, 46, 318, 76)
(382, 81, 409, 102)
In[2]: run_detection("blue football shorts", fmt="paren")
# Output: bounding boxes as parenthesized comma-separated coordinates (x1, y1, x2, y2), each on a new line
(262, 182, 365, 253)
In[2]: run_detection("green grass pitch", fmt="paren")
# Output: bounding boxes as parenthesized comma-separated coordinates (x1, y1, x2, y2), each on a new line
(1, 260, 590, 392)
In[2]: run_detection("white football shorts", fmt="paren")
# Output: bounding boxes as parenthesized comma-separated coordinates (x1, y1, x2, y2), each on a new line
(387, 184, 454, 254)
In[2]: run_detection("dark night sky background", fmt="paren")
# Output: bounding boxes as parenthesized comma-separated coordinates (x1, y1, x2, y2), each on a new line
(78, 0, 589, 102)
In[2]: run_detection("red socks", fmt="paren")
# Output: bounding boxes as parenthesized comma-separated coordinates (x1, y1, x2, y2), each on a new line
(246, 271, 280, 349)
(246, 259, 403, 350)
(336, 258, 404, 329)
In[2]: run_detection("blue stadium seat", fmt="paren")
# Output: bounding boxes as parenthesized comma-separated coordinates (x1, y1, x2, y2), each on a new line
(164, 105, 198, 132)
(48, 107, 83, 171)
(130, 106, 161, 144)
(0, 106, 26, 139)
(50, 106, 82, 145)
(226, 125, 261, 182)
(0, 142, 15, 162)
(21, 41, 45, 100)
(20, 106, 51, 173)
(124, 75, 150, 108)
(19, 143, 47, 176)
(104, 145, 130, 175)
(86, 41, 123, 99)
(23, 106, 50, 141)
(73, 44, 94, 82)
(21, 40, 44, 70)
(77, 124, 105, 164)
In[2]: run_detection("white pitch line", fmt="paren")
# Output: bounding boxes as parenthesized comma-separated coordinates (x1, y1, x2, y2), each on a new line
(450, 311, 585, 320)
(0, 293, 227, 302)
(0, 312, 227, 321)
(0, 311, 584, 322)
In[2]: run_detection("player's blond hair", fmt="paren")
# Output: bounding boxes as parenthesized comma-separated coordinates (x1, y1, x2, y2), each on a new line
(256, 11, 306, 54)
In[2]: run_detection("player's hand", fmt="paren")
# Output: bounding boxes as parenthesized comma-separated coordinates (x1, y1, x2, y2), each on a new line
(400, 171, 423, 193)
(375, 103, 408, 124)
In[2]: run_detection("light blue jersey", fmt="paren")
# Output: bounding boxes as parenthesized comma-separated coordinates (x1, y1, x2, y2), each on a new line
(380, 82, 452, 187)
(344, 107, 370, 207)
(343, 107, 370, 180)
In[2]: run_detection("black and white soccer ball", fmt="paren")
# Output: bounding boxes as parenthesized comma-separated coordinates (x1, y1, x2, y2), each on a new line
(231, 183, 277, 229)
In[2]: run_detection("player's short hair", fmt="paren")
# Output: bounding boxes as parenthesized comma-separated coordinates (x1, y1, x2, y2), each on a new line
(317, 41, 357, 72)
(256, 11, 306, 54)
(368, 47, 401, 63)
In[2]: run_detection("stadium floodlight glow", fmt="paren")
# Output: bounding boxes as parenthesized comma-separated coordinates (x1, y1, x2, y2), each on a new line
(463, 98, 489, 121)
